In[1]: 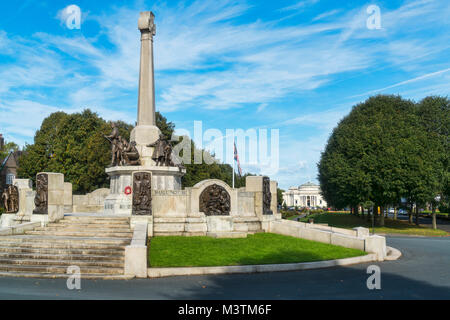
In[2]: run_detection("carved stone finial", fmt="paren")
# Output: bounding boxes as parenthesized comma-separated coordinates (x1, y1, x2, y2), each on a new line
(138, 11, 156, 36)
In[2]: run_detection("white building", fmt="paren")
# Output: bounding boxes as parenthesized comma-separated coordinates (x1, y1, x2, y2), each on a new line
(282, 182, 327, 208)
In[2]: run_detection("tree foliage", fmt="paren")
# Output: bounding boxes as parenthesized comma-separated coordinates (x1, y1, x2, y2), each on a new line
(318, 95, 448, 216)
(0, 141, 19, 160)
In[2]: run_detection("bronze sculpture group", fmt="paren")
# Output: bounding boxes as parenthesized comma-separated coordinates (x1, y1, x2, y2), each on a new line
(104, 122, 141, 167)
(1, 185, 19, 213)
(105, 123, 177, 167)
(132, 172, 152, 215)
(262, 177, 272, 215)
(33, 173, 48, 214)
(199, 184, 231, 216)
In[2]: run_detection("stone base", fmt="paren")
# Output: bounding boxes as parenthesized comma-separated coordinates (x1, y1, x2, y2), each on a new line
(106, 165, 185, 192)
(104, 193, 132, 215)
(0, 214, 17, 228)
(130, 125, 161, 167)
(30, 214, 49, 227)
(207, 232, 247, 238)
(104, 165, 185, 215)
(130, 215, 153, 237)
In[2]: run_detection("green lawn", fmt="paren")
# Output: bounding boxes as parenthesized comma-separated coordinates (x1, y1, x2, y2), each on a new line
(148, 233, 366, 268)
(299, 212, 448, 236)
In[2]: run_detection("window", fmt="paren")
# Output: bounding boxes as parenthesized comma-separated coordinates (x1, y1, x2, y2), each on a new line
(6, 174, 15, 185)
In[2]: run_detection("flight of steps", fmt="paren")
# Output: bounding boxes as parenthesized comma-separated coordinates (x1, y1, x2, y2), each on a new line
(0, 215, 133, 279)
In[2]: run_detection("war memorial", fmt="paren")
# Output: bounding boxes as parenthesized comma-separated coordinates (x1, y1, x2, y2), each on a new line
(0, 11, 388, 279)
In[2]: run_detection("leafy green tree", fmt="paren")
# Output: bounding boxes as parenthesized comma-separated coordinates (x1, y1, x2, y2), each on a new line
(415, 96, 449, 228)
(277, 188, 284, 206)
(0, 141, 19, 160)
(177, 137, 249, 188)
(18, 110, 117, 193)
(318, 95, 431, 227)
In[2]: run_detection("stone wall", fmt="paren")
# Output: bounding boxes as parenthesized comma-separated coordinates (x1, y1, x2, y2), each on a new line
(268, 219, 387, 261)
(72, 188, 110, 213)
(150, 177, 279, 237)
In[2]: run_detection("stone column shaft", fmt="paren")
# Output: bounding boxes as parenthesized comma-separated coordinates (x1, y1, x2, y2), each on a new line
(138, 27, 156, 126)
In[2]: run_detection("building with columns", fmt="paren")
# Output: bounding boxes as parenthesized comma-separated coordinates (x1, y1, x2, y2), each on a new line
(282, 182, 327, 208)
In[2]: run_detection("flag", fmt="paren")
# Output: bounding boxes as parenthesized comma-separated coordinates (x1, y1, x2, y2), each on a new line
(234, 141, 242, 176)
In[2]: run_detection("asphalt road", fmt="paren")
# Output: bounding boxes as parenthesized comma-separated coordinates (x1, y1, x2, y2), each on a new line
(0, 236, 448, 300)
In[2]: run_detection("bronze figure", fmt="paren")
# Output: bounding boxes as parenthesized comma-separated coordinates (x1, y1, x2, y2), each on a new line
(33, 173, 48, 215)
(263, 176, 272, 215)
(132, 172, 152, 215)
(199, 184, 230, 216)
(104, 122, 121, 167)
(122, 140, 141, 166)
(1, 185, 19, 213)
(147, 134, 175, 167)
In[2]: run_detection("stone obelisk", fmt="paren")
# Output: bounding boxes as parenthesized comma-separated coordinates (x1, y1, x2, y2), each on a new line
(130, 11, 161, 165)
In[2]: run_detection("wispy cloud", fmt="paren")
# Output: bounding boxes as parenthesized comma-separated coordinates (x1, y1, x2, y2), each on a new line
(351, 67, 450, 98)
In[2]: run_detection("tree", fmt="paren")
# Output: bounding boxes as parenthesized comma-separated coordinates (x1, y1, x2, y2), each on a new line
(178, 137, 250, 188)
(318, 95, 433, 227)
(17, 110, 120, 193)
(277, 188, 284, 206)
(0, 141, 19, 160)
(415, 96, 449, 228)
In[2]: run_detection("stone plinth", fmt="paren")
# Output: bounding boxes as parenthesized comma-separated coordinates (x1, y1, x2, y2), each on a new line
(13, 179, 34, 223)
(64, 182, 73, 213)
(270, 180, 278, 214)
(33, 173, 64, 223)
(104, 165, 185, 215)
(130, 126, 161, 166)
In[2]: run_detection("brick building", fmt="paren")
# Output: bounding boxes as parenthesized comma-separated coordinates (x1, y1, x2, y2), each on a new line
(0, 134, 21, 191)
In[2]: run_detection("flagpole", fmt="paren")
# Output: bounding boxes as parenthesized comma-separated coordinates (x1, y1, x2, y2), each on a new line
(232, 150, 235, 189)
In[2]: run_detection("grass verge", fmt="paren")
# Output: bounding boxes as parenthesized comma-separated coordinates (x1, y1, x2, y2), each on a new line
(148, 233, 366, 268)
(299, 213, 448, 236)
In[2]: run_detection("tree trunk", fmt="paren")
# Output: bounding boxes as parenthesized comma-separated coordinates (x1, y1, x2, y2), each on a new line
(415, 206, 420, 226)
(373, 205, 378, 226)
(379, 206, 385, 227)
(393, 207, 397, 220)
(432, 206, 437, 230)
(361, 207, 364, 218)
(408, 204, 413, 224)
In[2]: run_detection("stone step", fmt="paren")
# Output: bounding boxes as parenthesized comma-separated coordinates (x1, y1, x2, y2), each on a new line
(0, 246, 125, 255)
(24, 230, 133, 238)
(62, 216, 130, 223)
(0, 258, 123, 268)
(0, 271, 133, 280)
(33, 226, 133, 233)
(0, 252, 124, 262)
(153, 231, 206, 237)
(0, 264, 123, 274)
(46, 223, 131, 229)
(0, 236, 130, 246)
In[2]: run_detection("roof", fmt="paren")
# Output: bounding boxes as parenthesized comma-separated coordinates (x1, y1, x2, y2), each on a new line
(299, 181, 318, 188)
(0, 152, 12, 172)
(0, 151, 21, 173)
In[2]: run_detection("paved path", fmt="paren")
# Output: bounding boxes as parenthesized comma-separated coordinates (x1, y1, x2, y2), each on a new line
(0, 236, 448, 299)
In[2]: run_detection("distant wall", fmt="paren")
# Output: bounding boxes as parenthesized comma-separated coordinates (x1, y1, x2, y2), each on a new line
(72, 188, 109, 213)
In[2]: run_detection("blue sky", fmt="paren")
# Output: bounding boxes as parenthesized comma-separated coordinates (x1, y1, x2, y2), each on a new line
(0, 0, 449, 190)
